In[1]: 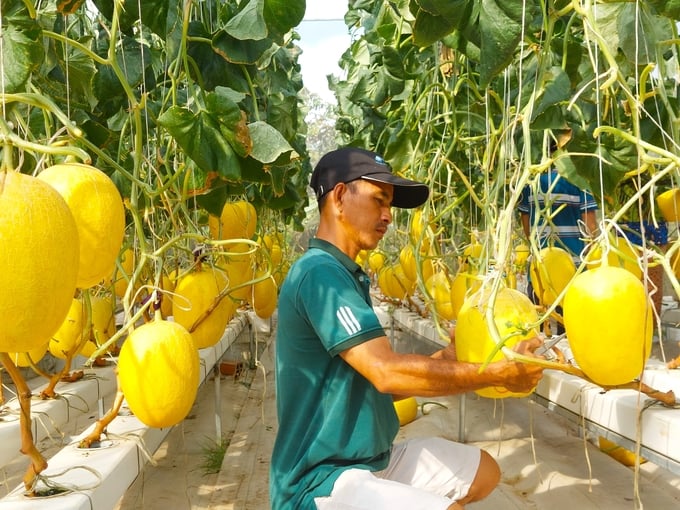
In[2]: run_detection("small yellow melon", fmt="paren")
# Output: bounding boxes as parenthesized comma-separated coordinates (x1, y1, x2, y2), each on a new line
(172, 266, 236, 349)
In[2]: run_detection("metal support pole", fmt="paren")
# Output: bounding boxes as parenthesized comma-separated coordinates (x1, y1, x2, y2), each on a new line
(248, 322, 256, 369)
(214, 364, 222, 441)
(389, 313, 395, 348)
(458, 393, 466, 443)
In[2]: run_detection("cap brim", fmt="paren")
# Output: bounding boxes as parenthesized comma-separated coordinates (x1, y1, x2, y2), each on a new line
(362, 173, 429, 209)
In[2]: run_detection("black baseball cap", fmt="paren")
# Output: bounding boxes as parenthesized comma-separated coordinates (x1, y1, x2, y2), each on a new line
(310, 147, 429, 209)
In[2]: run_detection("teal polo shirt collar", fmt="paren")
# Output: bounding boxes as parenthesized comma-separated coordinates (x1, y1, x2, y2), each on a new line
(308, 238, 357, 270)
(308, 238, 372, 292)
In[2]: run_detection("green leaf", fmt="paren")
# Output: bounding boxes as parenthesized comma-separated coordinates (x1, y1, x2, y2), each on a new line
(225, 0, 268, 41)
(1, 8, 44, 93)
(381, 47, 407, 79)
(415, 0, 472, 23)
(263, 0, 306, 42)
(412, 9, 459, 47)
(247, 121, 298, 165)
(91, 0, 173, 37)
(412, 0, 476, 47)
(557, 130, 638, 200)
(478, 0, 530, 87)
(42, 42, 97, 108)
(595, 3, 669, 66)
(213, 29, 273, 65)
(260, 180, 302, 210)
(531, 66, 571, 122)
(649, 0, 680, 20)
(186, 22, 254, 91)
(157, 106, 241, 181)
(240, 157, 271, 184)
(205, 89, 252, 157)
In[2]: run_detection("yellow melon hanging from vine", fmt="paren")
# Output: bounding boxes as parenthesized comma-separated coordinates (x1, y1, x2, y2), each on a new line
(118, 319, 199, 428)
(563, 265, 653, 386)
(38, 162, 126, 289)
(209, 200, 257, 240)
(0, 170, 80, 353)
(172, 265, 236, 349)
(455, 286, 540, 399)
(529, 246, 576, 306)
(48, 297, 86, 359)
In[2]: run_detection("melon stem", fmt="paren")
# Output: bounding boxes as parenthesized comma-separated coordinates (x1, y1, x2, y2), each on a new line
(501, 346, 677, 406)
(0, 353, 48, 493)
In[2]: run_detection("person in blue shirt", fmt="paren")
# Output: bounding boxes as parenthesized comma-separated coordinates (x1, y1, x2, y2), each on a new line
(519, 169, 598, 264)
(270, 147, 545, 510)
(518, 162, 598, 334)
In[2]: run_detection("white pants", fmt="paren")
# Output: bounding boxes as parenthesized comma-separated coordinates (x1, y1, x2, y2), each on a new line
(314, 437, 481, 510)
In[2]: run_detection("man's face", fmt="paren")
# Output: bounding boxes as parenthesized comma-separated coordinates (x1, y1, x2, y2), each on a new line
(340, 179, 394, 251)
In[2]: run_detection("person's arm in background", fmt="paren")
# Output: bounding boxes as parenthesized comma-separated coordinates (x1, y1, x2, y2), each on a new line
(521, 211, 531, 239)
(581, 209, 598, 238)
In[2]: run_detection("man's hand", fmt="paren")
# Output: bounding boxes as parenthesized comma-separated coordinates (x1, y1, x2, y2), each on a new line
(430, 325, 458, 361)
(512, 336, 544, 357)
(498, 337, 545, 393)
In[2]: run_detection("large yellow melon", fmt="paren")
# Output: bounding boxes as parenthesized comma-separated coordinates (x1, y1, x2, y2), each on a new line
(455, 287, 540, 398)
(118, 320, 199, 428)
(38, 163, 126, 288)
(563, 265, 653, 386)
(0, 170, 79, 353)
(172, 266, 236, 349)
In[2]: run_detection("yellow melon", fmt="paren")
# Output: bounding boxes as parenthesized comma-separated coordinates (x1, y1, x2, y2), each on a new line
(7, 342, 49, 368)
(208, 200, 257, 240)
(529, 246, 576, 306)
(172, 266, 236, 349)
(49, 297, 86, 359)
(425, 272, 455, 321)
(0, 170, 79, 353)
(368, 250, 386, 274)
(393, 397, 418, 426)
(217, 246, 255, 302)
(586, 236, 642, 280)
(86, 295, 117, 350)
(657, 188, 680, 222)
(563, 265, 653, 386)
(118, 320, 199, 428)
(450, 272, 480, 320)
(514, 243, 530, 267)
(249, 269, 278, 319)
(455, 287, 540, 398)
(38, 163, 125, 289)
(378, 264, 414, 300)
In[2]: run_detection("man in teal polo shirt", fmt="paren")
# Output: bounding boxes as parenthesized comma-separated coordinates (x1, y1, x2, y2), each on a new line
(270, 147, 545, 510)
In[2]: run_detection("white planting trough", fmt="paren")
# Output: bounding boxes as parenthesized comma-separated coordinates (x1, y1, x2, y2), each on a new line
(0, 313, 249, 509)
(378, 304, 680, 475)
